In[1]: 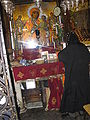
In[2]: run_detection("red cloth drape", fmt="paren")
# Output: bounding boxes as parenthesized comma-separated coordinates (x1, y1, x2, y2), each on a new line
(23, 49, 41, 60)
(13, 62, 65, 81)
(14, 46, 56, 61)
(48, 77, 63, 110)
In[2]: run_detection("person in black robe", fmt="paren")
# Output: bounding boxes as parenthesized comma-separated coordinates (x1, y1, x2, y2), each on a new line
(58, 32, 90, 119)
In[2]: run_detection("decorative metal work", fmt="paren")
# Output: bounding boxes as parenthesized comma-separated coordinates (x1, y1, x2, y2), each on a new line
(1, 0, 15, 16)
(60, 0, 89, 14)
(0, 14, 18, 120)
(0, 76, 8, 113)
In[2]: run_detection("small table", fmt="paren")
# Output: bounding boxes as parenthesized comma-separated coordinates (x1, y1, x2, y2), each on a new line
(12, 62, 65, 110)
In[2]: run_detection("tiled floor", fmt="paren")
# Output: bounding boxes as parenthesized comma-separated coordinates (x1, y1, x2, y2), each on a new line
(20, 108, 90, 120)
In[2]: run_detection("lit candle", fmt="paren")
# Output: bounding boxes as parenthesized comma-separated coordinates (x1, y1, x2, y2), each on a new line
(59, 16, 61, 24)
(76, 0, 79, 11)
(66, 1, 70, 10)
(56, 25, 58, 35)
(67, 4, 70, 10)
(53, 41, 55, 49)
(71, 1, 74, 8)
(52, 35, 53, 42)
(52, 36, 55, 49)
(64, 5, 67, 15)
(21, 44, 23, 53)
(82, 0, 84, 5)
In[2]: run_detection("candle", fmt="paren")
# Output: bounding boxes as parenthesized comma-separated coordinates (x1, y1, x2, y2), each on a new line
(76, 0, 79, 11)
(52, 36, 55, 49)
(50, 31, 52, 43)
(67, 4, 70, 10)
(82, 0, 84, 5)
(53, 41, 55, 49)
(56, 25, 58, 35)
(52, 35, 53, 42)
(21, 44, 23, 53)
(72, 1, 74, 8)
(59, 16, 61, 24)
(64, 5, 67, 15)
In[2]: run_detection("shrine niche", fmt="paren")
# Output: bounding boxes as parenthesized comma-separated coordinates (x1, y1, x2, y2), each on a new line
(0, 0, 90, 119)
(13, 2, 64, 50)
(12, 1, 65, 62)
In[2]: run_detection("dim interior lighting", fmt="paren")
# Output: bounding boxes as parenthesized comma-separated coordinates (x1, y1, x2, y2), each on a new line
(71, 1, 74, 8)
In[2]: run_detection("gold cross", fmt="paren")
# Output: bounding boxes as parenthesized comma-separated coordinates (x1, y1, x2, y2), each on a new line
(40, 68, 47, 75)
(17, 72, 24, 79)
(52, 97, 56, 105)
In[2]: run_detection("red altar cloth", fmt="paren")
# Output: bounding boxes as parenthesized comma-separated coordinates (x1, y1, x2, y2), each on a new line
(13, 62, 64, 81)
(48, 77, 63, 110)
(23, 49, 41, 60)
(14, 46, 56, 60)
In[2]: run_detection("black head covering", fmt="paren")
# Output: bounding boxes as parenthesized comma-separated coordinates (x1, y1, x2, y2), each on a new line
(67, 31, 80, 45)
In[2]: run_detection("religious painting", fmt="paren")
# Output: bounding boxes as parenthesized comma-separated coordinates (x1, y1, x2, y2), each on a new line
(13, 2, 59, 50)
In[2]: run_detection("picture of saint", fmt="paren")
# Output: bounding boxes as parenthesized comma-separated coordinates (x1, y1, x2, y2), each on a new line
(22, 5, 50, 46)
(15, 15, 25, 41)
(13, 2, 57, 48)
(22, 6, 41, 41)
(40, 15, 50, 45)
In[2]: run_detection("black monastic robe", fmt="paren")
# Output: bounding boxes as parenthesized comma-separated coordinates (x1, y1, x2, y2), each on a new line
(58, 43, 90, 113)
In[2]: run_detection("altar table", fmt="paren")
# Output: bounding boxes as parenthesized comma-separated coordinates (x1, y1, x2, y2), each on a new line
(13, 62, 64, 81)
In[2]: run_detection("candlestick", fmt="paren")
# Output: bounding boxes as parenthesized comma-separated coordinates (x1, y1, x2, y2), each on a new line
(21, 44, 23, 53)
(72, 1, 74, 8)
(56, 25, 58, 35)
(59, 16, 61, 24)
(52, 36, 55, 49)
(52, 35, 53, 42)
(76, 0, 79, 11)
(82, 0, 84, 5)
(53, 41, 55, 49)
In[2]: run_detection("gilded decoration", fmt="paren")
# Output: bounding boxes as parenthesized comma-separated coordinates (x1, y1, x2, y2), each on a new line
(13, 2, 63, 50)
(40, 68, 47, 75)
(71, 1, 88, 12)
(17, 72, 24, 79)
(52, 97, 56, 105)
